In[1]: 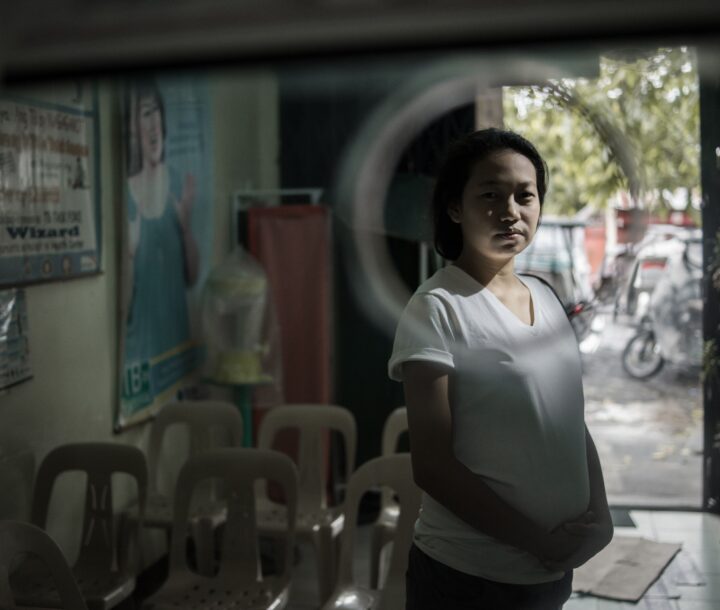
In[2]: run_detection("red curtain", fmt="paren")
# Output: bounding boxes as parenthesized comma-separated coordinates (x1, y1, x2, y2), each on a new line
(247, 205, 332, 407)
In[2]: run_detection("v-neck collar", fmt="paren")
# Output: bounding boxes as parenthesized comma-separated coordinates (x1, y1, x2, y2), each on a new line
(446, 265, 539, 330)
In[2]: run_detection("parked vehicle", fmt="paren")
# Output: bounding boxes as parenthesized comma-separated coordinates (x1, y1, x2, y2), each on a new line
(613, 224, 700, 322)
(515, 218, 597, 342)
(595, 242, 634, 305)
(621, 234, 703, 379)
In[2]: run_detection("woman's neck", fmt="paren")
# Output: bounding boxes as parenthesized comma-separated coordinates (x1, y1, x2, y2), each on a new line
(454, 251, 516, 290)
(129, 163, 169, 219)
(142, 158, 162, 176)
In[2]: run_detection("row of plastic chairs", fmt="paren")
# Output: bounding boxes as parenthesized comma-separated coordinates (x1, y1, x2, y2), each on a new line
(122, 401, 358, 601)
(0, 451, 417, 610)
(0, 402, 413, 609)
(125, 401, 409, 601)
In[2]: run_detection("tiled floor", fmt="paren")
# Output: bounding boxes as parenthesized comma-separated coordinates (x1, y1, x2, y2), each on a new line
(287, 511, 720, 609)
(565, 510, 720, 610)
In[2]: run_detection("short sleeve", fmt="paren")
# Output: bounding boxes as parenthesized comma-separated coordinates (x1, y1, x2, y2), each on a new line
(388, 293, 456, 381)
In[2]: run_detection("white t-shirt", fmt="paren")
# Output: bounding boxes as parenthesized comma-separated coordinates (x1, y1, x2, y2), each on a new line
(388, 265, 590, 584)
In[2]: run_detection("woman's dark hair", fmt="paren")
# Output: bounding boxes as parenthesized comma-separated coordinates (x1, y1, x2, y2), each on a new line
(432, 128, 549, 260)
(125, 79, 166, 176)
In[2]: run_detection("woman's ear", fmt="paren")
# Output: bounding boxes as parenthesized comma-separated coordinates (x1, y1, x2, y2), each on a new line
(447, 203, 462, 224)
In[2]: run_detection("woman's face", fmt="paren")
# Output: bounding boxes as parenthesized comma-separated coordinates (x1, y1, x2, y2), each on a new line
(138, 95, 163, 167)
(449, 149, 541, 264)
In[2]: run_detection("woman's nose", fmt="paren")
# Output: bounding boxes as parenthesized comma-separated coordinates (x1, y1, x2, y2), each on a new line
(501, 197, 521, 220)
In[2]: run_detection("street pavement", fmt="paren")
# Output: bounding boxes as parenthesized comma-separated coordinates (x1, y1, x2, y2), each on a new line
(580, 308, 703, 508)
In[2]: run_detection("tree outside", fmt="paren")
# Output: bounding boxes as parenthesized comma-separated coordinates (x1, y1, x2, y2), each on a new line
(503, 47, 700, 220)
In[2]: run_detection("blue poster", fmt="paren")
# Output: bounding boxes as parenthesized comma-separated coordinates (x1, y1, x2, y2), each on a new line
(117, 77, 213, 429)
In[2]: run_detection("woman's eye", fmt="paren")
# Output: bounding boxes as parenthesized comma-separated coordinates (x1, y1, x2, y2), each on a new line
(480, 192, 497, 200)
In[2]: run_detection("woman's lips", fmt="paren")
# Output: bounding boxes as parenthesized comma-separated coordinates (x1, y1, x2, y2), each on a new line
(496, 229, 521, 240)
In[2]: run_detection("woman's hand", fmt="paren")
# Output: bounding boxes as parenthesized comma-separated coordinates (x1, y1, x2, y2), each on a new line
(539, 510, 613, 572)
(532, 511, 589, 565)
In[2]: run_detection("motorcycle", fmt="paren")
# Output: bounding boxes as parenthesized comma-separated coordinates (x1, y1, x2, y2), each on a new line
(621, 234, 703, 379)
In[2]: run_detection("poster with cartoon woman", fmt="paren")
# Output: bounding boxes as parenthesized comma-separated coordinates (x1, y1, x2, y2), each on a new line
(117, 77, 213, 429)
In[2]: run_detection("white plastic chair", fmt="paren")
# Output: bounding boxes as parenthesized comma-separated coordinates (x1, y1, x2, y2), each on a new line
(370, 406, 408, 588)
(124, 400, 243, 573)
(256, 404, 356, 604)
(12, 442, 147, 610)
(322, 454, 421, 610)
(141, 447, 298, 610)
(0, 520, 88, 610)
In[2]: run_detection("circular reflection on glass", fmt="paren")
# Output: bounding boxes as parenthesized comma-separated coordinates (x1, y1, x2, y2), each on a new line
(334, 55, 640, 342)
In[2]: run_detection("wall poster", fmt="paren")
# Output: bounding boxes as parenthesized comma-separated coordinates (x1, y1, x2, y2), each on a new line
(0, 288, 32, 391)
(0, 87, 101, 285)
(116, 77, 214, 430)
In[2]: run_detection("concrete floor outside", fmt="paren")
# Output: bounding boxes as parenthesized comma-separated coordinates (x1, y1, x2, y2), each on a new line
(581, 306, 704, 508)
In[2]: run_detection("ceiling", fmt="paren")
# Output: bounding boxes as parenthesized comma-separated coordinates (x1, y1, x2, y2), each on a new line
(2, 0, 719, 82)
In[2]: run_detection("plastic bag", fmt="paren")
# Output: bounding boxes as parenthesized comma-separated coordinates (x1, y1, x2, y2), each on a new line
(201, 247, 282, 400)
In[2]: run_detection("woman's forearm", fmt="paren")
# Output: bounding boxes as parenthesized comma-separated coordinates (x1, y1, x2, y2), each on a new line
(181, 225, 200, 286)
(416, 451, 552, 556)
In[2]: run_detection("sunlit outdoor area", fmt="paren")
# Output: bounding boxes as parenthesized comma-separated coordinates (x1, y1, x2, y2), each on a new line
(504, 47, 703, 507)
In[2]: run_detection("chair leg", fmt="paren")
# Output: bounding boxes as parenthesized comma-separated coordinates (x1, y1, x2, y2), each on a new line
(314, 525, 336, 604)
(267, 533, 285, 575)
(370, 522, 384, 589)
(191, 518, 215, 577)
(117, 512, 142, 574)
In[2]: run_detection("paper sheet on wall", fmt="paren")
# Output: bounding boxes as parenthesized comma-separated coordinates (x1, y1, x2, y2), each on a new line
(0, 87, 101, 284)
(0, 288, 32, 390)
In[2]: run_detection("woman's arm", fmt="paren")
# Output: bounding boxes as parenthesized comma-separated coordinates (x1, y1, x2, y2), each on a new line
(128, 212, 141, 259)
(403, 360, 584, 561)
(174, 173, 200, 286)
(180, 222, 200, 286)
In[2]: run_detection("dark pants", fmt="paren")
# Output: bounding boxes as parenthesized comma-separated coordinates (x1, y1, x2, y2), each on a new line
(406, 544, 573, 610)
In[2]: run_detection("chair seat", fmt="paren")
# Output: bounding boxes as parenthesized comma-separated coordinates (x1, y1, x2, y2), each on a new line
(325, 584, 406, 609)
(256, 500, 344, 536)
(12, 563, 135, 610)
(74, 569, 136, 603)
(145, 571, 289, 609)
(323, 584, 379, 609)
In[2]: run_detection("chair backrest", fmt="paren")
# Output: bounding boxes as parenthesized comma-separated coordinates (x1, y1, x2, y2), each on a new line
(146, 400, 244, 492)
(0, 449, 35, 521)
(168, 448, 298, 586)
(334, 454, 421, 608)
(0, 520, 88, 610)
(257, 404, 356, 511)
(380, 407, 408, 509)
(31, 442, 147, 573)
